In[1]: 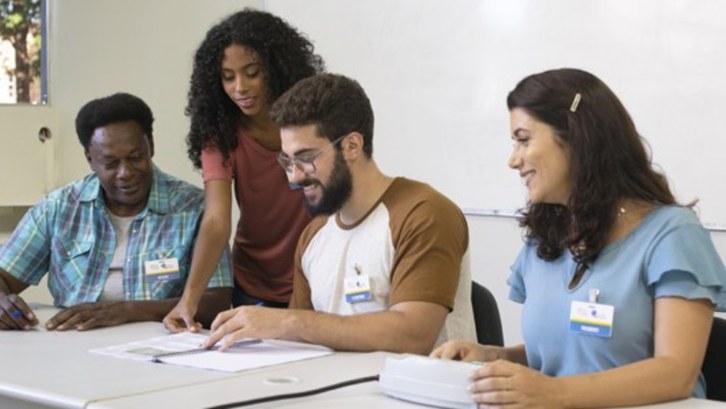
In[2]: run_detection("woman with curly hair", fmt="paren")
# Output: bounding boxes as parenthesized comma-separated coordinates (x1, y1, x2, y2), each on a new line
(164, 9, 324, 332)
(433, 68, 726, 407)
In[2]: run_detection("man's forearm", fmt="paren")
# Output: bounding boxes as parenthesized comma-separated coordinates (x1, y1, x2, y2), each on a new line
(285, 303, 447, 354)
(0, 268, 28, 296)
(121, 288, 229, 326)
(122, 298, 180, 323)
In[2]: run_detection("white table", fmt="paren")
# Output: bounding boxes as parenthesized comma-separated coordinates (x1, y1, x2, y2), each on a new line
(86, 354, 726, 409)
(0, 305, 230, 408)
(2, 305, 725, 409)
(88, 351, 417, 409)
(84, 356, 726, 409)
(0, 304, 407, 409)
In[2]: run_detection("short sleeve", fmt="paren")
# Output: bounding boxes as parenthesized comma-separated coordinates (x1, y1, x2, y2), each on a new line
(508, 244, 530, 304)
(386, 186, 468, 309)
(288, 221, 319, 310)
(0, 201, 52, 285)
(201, 145, 234, 182)
(646, 222, 726, 310)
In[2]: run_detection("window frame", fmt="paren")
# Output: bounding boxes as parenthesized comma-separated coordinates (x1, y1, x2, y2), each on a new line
(0, 0, 48, 105)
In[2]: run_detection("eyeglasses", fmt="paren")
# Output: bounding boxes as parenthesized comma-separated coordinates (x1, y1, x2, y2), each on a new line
(276, 135, 346, 174)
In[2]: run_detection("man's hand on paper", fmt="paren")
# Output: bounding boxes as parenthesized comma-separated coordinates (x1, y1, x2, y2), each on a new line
(204, 306, 292, 351)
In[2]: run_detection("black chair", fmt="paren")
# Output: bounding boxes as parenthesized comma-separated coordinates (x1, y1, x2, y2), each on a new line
(703, 316, 726, 401)
(470, 281, 504, 346)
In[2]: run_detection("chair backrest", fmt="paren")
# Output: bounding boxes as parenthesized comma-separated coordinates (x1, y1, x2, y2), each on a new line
(471, 281, 504, 346)
(703, 316, 726, 401)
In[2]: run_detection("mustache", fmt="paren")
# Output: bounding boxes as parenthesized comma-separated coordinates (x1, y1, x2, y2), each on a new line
(288, 179, 320, 190)
(299, 179, 320, 188)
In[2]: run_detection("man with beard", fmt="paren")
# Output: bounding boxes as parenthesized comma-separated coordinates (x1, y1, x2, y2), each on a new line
(204, 74, 475, 354)
(0, 93, 232, 331)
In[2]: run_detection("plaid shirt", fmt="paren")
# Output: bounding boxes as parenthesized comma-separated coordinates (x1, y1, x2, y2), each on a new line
(0, 165, 232, 307)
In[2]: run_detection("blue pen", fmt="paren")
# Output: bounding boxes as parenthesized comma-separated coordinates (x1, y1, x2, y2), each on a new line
(10, 310, 23, 319)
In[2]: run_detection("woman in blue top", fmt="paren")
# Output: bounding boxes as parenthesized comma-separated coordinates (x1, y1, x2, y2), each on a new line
(432, 68, 726, 407)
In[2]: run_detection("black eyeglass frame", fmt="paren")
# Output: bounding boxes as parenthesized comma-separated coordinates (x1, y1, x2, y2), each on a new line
(276, 134, 347, 174)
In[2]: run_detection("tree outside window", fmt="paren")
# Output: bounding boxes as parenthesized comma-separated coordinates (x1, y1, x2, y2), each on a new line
(1, 0, 44, 104)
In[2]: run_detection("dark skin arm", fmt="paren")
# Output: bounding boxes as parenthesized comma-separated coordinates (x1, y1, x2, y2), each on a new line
(0, 268, 39, 330)
(45, 287, 231, 331)
(163, 287, 232, 332)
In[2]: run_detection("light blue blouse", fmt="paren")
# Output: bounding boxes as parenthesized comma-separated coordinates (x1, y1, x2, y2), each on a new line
(508, 206, 726, 398)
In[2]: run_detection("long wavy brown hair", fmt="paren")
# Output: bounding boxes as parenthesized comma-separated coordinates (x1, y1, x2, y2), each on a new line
(507, 68, 677, 268)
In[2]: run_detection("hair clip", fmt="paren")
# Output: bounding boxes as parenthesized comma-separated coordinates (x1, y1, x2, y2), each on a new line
(570, 93, 582, 113)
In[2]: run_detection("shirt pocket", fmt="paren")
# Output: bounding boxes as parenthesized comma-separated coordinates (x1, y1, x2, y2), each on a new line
(50, 237, 94, 298)
(138, 245, 188, 299)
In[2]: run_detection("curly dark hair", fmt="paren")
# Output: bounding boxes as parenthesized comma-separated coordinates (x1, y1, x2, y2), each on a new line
(270, 73, 374, 158)
(75, 92, 154, 152)
(185, 8, 325, 169)
(507, 68, 676, 269)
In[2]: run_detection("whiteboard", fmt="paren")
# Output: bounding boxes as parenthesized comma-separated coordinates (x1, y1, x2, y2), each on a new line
(266, 0, 726, 228)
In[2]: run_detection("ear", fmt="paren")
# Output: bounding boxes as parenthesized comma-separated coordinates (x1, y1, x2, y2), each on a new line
(84, 149, 92, 165)
(342, 132, 365, 160)
(148, 138, 155, 158)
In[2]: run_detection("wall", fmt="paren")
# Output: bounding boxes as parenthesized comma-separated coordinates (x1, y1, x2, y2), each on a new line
(466, 216, 523, 343)
(265, 0, 726, 229)
(49, 0, 263, 187)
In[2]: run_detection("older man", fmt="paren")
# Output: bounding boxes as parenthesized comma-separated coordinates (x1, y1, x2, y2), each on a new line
(0, 93, 232, 331)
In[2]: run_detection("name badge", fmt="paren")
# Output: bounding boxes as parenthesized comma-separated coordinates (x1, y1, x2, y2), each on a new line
(144, 257, 181, 284)
(344, 274, 373, 304)
(569, 300, 614, 338)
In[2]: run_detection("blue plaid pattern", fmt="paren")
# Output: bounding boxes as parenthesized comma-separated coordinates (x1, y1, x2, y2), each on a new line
(0, 165, 232, 307)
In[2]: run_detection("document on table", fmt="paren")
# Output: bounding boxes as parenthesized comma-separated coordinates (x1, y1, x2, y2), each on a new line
(90, 332, 332, 372)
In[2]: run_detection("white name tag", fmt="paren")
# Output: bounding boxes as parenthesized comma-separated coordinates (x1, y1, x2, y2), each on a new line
(569, 300, 614, 338)
(144, 257, 181, 284)
(344, 274, 373, 304)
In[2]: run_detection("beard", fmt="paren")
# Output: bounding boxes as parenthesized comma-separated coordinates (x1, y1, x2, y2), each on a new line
(300, 150, 352, 217)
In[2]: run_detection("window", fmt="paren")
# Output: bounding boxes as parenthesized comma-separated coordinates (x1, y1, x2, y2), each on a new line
(0, 0, 46, 104)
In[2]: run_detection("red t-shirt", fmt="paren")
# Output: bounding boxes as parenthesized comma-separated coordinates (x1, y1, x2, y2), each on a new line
(201, 129, 310, 302)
